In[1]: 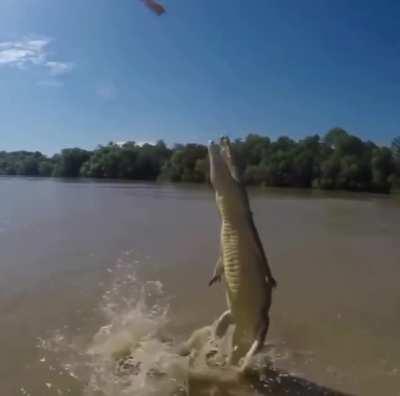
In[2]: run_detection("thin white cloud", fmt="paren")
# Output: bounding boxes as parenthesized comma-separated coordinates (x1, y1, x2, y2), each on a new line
(137, 141, 156, 146)
(0, 38, 49, 67)
(37, 79, 64, 88)
(114, 140, 156, 147)
(96, 82, 118, 101)
(45, 61, 74, 76)
(0, 37, 74, 83)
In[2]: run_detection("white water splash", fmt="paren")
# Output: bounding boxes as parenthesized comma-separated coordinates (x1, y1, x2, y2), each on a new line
(85, 278, 188, 396)
(39, 253, 189, 396)
(36, 252, 309, 396)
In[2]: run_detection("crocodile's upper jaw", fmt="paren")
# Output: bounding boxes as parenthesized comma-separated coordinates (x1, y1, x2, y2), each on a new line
(208, 138, 241, 190)
(208, 138, 231, 192)
(208, 137, 247, 217)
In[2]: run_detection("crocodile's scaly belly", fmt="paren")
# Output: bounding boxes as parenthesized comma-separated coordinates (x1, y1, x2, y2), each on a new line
(222, 221, 267, 322)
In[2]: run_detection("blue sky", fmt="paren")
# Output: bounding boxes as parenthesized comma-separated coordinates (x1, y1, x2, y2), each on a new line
(0, 0, 399, 154)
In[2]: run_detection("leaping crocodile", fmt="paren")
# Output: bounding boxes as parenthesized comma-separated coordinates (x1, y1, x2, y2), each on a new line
(208, 137, 277, 371)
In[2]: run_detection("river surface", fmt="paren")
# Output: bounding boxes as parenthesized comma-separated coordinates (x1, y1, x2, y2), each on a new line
(0, 177, 399, 396)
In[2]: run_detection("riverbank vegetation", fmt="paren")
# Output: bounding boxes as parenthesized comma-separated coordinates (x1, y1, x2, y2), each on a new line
(1, 128, 400, 193)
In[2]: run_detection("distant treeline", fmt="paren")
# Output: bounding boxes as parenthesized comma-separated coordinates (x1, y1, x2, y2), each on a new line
(1, 128, 400, 193)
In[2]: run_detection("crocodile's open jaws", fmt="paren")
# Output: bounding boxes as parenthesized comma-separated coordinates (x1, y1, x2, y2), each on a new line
(208, 137, 277, 371)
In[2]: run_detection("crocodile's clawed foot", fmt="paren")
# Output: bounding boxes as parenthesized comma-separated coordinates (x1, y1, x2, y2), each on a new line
(208, 274, 221, 286)
(238, 359, 253, 375)
(176, 344, 191, 357)
(205, 348, 219, 360)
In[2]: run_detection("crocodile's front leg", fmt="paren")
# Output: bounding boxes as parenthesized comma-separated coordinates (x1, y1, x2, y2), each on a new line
(208, 255, 224, 286)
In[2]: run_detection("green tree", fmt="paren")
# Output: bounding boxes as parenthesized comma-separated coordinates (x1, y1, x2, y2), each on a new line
(233, 134, 271, 174)
(81, 141, 171, 180)
(160, 144, 207, 182)
(292, 135, 321, 187)
(243, 164, 269, 185)
(324, 127, 349, 148)
(53, 148, 91, 177)
(371, 147, 395, 192)
(17, 157, 39, 176)
(392, 137, 400, 159)
(391, 137, 400, 189)
(319, 157, 341, 189)
(260, 137, 296, 186)
(38, 160, 55, 177)
(0, 131, 398, 194)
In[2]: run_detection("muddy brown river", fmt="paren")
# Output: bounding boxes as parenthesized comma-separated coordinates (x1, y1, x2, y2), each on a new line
(0, 177, 399, 395)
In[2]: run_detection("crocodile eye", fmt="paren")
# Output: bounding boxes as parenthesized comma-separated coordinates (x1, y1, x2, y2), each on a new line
(219, 136, 227, 145)
(221, 136, 231, 144)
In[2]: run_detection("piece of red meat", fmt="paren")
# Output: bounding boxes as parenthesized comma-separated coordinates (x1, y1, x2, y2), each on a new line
(142, 0, 166, 16)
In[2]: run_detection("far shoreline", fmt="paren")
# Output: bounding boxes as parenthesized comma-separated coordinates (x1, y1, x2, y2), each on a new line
(1, 175, 398, 199)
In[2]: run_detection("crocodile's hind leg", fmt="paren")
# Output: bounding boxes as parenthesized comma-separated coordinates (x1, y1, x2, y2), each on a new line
(213, 310, 233, 338)
(240, 314, 270, 372)
(228, 326, 252, 366)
